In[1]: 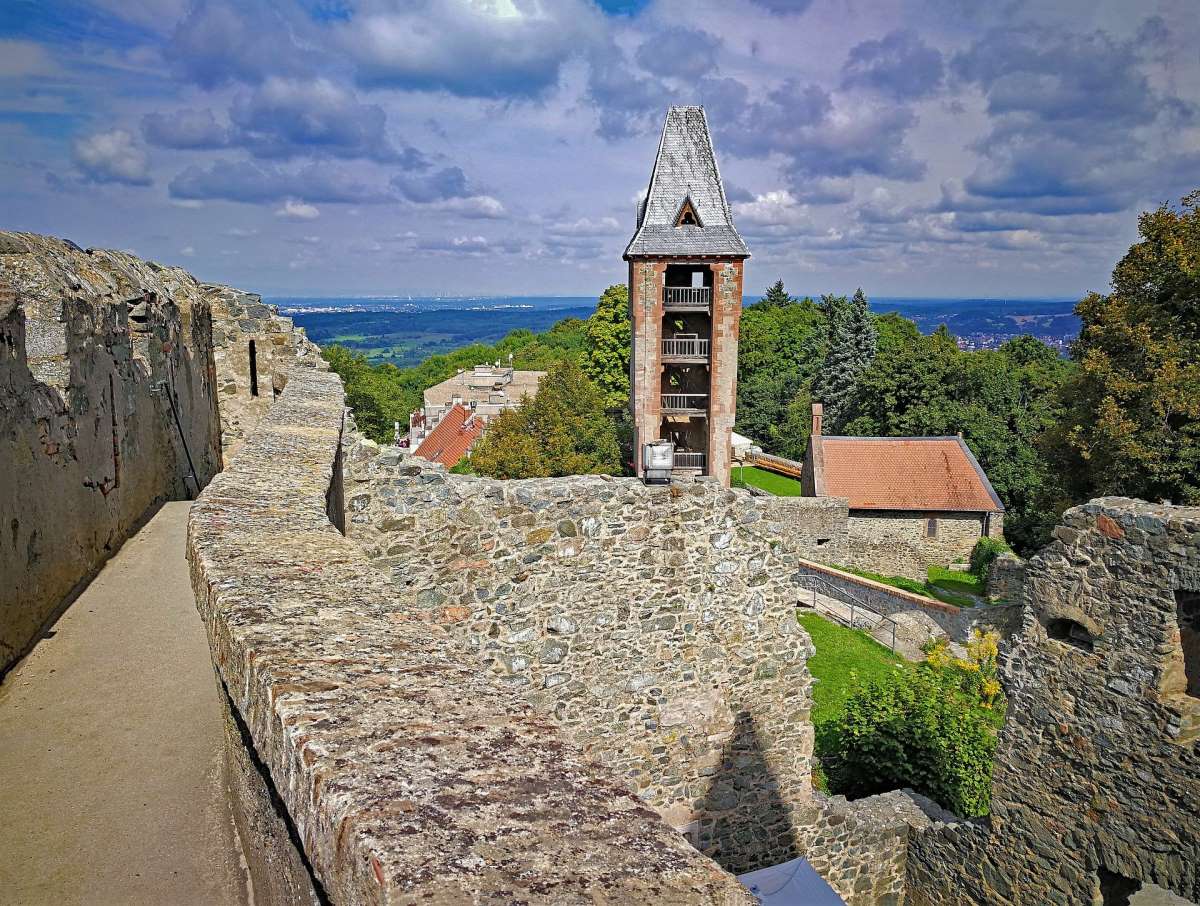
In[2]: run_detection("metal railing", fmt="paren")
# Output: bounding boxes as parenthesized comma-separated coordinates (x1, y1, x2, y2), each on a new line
(662, 338, 710, 358)
(794, 572, 901, 654)
(663, 286, 711, 307)
(661, 393, 708, 411)
(672, 451, 706, 469)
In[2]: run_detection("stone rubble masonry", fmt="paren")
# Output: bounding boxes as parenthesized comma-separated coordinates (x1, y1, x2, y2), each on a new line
(0, 232, 223, 674)
(345, 450, 849, 876)
(985, 552, 1026, 604)
(206, 284, 321, 460)
(794, 559, 1024, 644)
(845, 510, 996, 582)
(907, 497, 1200, 905)
(186, 367, 758, 905)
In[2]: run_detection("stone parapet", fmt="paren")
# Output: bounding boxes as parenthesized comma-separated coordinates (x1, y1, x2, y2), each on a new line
(187, 368, 754, 905)
(345, 452, 850, 875)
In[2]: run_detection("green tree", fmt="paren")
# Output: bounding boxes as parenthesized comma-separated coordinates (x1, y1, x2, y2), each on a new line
(816, 289, 877, 430)
(735, 294, 825, 453)
(581, 284, 631, 410)
(755, 279, 795, 310)
(1049, 191, 1200, 505)
(470, 359, 622, 479)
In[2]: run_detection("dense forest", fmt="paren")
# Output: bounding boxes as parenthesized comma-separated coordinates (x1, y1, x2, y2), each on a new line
(325, 192, 1200, 555)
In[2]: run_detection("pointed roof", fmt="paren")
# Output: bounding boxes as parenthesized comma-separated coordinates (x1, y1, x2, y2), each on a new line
(624, 106, 749, 260)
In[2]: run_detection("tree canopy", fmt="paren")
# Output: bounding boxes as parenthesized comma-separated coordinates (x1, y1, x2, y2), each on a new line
(1047, 191, 1200, 506)
(469, 359, 622, 479)
(580, 283, 631, 411)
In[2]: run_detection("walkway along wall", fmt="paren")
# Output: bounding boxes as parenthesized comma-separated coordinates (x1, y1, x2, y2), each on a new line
(186, 368, 758, 904)
(0, 233, 222, 674)
(907, 498, 1200, 905)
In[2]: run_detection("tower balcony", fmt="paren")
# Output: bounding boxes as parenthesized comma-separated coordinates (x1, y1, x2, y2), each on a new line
(661, 337, 710, 362)
(672, 450, 706, 470)
(661, 392, 708, 414)
(663, 286, 711, 310)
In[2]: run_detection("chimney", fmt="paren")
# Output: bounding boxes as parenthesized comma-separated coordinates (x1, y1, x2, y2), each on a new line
(811, 402, 823, 437)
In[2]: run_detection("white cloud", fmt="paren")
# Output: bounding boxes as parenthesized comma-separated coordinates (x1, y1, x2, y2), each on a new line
(274, 199, 319, 220)
(72, 130, 152, 186)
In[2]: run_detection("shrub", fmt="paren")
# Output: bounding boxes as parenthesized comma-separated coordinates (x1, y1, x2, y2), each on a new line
(828, 631, 1005, 817)
(969, 536, 1012, 579)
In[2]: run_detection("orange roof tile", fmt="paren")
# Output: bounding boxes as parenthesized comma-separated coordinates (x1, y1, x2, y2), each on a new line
(414, 404, 485, 469)
(810, 436, 1003, 513)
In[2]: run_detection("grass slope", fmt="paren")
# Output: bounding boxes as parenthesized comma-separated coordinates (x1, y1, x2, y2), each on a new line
(836, 563, 984, 606)
(730, 465, 804, 496)
(798, 612, 907, 727)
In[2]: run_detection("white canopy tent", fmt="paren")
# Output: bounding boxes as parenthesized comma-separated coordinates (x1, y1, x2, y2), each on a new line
(737, 857, 846, 905)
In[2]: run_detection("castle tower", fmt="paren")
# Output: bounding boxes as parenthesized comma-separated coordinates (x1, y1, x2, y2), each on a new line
(624, 106, 749, 486)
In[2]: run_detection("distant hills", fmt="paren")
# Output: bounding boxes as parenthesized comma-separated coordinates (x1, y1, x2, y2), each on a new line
(281, 295, 1080, 367)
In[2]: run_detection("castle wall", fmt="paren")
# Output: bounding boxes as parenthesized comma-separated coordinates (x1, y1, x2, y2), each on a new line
(206, 285, 320, 460)
(187, 367, 757, 904)
(907, 498, 1200, 905)
(845, 510, 991, 581)
(346, 452, 849, 875)
(0, 233, 223, 674)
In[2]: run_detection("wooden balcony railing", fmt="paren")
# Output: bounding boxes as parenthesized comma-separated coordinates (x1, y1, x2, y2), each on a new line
(663, 286, 711, 308)
(662, 338, 710, 358)
(672, 451, 706, 470)
(661, 393, 708, 412)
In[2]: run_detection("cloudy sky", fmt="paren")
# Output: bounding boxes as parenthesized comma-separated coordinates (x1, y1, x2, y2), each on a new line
(1, 0, 1197, 298)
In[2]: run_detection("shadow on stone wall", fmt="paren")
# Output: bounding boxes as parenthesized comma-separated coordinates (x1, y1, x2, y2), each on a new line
(700, 710, 799, 875)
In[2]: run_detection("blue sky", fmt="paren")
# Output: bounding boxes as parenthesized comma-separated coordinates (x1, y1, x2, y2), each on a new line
(1, 0, 1197, 298)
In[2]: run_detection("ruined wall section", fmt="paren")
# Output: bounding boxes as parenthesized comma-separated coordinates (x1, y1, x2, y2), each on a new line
(908, 498, 1200, 905)
(187, 368, 756, 905)
(206, 286, 320, 460)
(347, 450, 850, 876)
(0, 232, 222, 673)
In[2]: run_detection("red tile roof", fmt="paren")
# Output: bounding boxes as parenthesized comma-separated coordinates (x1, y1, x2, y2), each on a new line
(810, 436, 1003, 513)
(414, 404, 485, 469)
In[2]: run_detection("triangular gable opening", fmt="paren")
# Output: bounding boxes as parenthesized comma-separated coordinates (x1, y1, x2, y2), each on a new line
(674, 196, 702, 228)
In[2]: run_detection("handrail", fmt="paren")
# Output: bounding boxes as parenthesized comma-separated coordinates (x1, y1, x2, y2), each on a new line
(673, 451, 706, 469)
(662, 338, 711, 358)
(663, 286, 711, 307)
(661, 393, 708, 411)
(794, 572, 901, 654)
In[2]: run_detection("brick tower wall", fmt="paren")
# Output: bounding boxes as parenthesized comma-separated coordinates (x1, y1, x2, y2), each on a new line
(629, 259, 665, 477)
(707, 260, 743, 486)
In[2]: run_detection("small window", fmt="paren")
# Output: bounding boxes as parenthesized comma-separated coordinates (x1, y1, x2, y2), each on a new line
(925, 518, 938, 538)
(248, 340, 259, 397)
(674, 197, 701, 228)
(1046, 618, 1095, 652)
(1178, 590, 1200, 699)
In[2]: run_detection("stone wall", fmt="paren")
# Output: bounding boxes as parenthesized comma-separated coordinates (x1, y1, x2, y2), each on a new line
(794, 559, 1022, 644)
(187, 367, 758, 904)
(346, 451, 849, 876)
(206, 285, 320, 460)
(0, 233, 223, 674)
(846, 510, 992, 581)
(986, 552, 1026, 604)
(706, 259, 743, 485)
(907, 498, 1200, 905)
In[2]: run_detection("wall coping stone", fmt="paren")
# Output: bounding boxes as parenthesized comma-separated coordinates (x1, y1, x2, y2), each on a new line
(187, 368, 754, 905)
(796, 557, 962, 615)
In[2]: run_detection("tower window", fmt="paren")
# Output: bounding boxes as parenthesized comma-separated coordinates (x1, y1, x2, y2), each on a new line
(1177, 590, 1200, 699)
(925, 518, 938, 538)
(249, 340, 259, 397)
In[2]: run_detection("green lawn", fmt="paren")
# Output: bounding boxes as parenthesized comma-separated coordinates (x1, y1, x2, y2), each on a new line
(798, 612, 907, 726)
(730, 465, 803, 496)
(835, 563, 983, 607)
